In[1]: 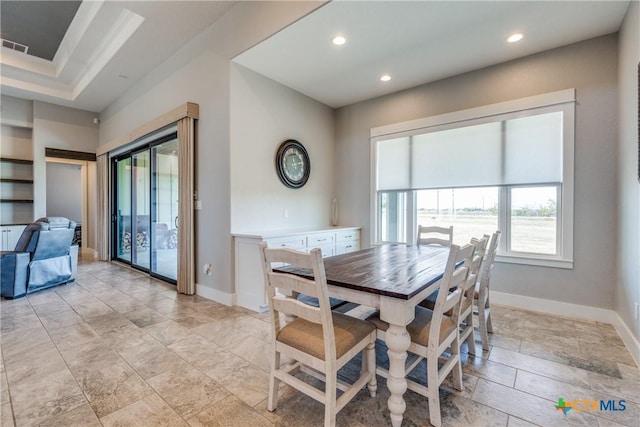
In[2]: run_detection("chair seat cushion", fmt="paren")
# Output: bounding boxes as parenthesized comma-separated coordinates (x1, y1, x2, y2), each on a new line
(277, 312, 375, 361)
(368, 306, 457, 347)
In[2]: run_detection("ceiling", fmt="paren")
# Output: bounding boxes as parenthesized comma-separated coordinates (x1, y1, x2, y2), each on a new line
(1, 1, 82, 61)
(0, 0, 235, 113)
(234, 0, 631, 108)
(0, 1, 631, 113)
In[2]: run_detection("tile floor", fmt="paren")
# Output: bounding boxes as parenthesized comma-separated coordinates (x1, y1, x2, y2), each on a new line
(0, 258, 638, 427)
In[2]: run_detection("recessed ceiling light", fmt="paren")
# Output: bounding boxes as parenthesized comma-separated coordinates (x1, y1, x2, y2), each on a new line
(507, 33, 524, 43)
(380, 74, 391, 82)
(332, 35, 346, 46)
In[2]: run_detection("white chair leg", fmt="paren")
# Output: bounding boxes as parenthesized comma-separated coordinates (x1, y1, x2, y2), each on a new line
(324, 372, 337, 427)
(366, 341, 377, 397)
(478, 308, 490, 351)
(268, 351, 281, 411)
(450, 336, 463, 392)
(427, 354, 442, 427)
(486, 309, 493, 334)
(465, 314, 476, 355)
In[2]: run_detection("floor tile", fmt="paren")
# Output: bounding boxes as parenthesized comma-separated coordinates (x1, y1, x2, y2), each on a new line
(142, 319, 197, 346)
(489, 346, 591, 388)
(472, 378, 599, 426)
(122, 306, 169, 327)
(74, 359, 154, 418)
(187, 395, 272, 427)
(100, 394, 188, 427)
(515, 370, 640, 427)
(147, 365, 229, 419)
(38, 402, 101, 427)
(118, 338, 189, 379)
(10, 368, 86, 427)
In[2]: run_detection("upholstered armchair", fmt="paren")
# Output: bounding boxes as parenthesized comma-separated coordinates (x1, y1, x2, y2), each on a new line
(1, 217, 78, 299)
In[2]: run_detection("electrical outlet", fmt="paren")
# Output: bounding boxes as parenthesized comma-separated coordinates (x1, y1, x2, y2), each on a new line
(203, 263, 213, 275)
(195, 200, 202, 210)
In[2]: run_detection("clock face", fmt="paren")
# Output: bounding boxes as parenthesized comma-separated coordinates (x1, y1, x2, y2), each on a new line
(275, 140, 310, 188)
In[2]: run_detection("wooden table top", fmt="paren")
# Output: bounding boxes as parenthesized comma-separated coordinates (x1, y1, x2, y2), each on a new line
(275, 244, 450, 300)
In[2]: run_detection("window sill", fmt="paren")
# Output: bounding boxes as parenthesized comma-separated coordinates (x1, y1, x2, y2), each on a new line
(495, 254, 573, 269)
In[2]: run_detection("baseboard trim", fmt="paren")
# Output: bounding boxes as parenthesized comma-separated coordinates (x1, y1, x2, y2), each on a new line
(611, 312, 640, 367)
(491, 291, 639, 367)
(196, 284, 235, 306)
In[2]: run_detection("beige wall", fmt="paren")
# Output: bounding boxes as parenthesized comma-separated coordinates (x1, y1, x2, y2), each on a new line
(230, 64, 335, 232)
(335, 35, 619, 309)
(617, 2, 640, 340)
(98, 2, 323, 297)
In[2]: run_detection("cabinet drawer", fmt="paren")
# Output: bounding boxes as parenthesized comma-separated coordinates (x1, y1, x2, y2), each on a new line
(307, 244, 335, 258)
(336, 241, 360, 255)
(307, 232, 335, 246)
(336, 229, 359, 242)
(265, 236, 306, 250)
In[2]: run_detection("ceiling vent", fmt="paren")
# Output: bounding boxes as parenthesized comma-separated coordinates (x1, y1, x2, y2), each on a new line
(1, 38, 29, 54)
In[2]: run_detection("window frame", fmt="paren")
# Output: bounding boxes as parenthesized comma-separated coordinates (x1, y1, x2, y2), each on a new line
(370, 89, 575, 269)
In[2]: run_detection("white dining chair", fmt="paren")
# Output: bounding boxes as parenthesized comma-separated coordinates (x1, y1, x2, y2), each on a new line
(367, 243, 475, 427)
(259, 242, 377, 427)
(458, 235, 488, 355)
(417, 225, 453, 246)
(474, 231, 501, 351)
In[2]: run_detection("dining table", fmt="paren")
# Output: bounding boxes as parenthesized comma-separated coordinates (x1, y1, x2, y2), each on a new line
(275, 243, 451, 427)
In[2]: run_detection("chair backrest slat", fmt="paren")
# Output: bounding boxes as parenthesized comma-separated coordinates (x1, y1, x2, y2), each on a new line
(465, 235, 488, 293)
(477, 231, 501, 301)
(417, 225, 453, 247)
(272, 296, 323, 324)
(431, 243, 475, 340)
(267, 273, 321, 298)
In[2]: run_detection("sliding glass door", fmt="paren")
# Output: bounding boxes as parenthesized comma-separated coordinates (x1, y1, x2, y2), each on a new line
(151, 138, 178, 281)
(112, 133, 178, 283)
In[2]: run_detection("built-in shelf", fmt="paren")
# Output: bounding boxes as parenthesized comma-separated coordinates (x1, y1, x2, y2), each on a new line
(0, 178, 34, 184)
(0, 157, 34, 165)
(0, 199, 33, 204)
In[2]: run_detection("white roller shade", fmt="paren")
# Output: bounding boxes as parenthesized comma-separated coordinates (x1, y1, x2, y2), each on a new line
(504, 112, 562, 184)
(377, 137, 410, 190)
(411, 122, 502, 189)
(376, 110, 563, 191)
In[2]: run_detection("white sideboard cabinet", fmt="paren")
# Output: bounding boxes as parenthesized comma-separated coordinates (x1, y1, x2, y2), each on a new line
(232, 226, 360, 312)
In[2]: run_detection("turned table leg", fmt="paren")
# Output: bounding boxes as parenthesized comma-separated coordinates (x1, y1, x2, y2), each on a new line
(385, 323, 411, 427)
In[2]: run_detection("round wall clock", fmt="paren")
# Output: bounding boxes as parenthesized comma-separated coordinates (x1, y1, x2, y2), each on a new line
(275, 139, 310, 189)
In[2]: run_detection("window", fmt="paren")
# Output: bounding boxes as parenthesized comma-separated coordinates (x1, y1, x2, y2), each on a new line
(372, 90, 575, 268)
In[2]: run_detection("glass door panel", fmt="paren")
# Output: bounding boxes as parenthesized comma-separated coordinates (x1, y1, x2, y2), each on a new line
(151, 138, 178, 281)
(114, 157, 132, 263)
(132, 150, 151, 270)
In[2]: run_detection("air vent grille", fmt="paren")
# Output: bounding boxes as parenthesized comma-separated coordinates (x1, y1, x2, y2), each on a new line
(1, 38, 29, 54)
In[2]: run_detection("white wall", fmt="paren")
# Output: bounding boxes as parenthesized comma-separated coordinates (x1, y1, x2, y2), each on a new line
(46, 162, 82, 222)
(98, 2, 322, 297)
(32, 101, 99, 250)
(335, 35, 619, 310)
(616, 2, 640, 340)
(230, 64, 335, 232)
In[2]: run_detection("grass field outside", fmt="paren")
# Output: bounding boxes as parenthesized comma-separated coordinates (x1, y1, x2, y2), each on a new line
(417, 213, 556, 254)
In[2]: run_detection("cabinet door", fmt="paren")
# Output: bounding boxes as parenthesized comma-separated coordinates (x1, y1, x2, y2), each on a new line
(336, 229, 359, 242)
(307, 243, 335, 258)
(307, 232, 335, 247)
(5, 225, 25, 250)
(336, 241, 360, 255)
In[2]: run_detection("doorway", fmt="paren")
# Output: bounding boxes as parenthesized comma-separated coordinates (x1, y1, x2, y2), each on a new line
(112, 133, 178, 283)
